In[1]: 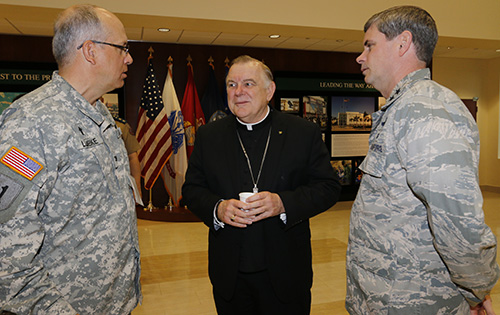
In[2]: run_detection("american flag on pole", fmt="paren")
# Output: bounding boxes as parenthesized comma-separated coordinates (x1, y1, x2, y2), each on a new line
(136, 58, 173, 190)
(160, 59, 188, 206)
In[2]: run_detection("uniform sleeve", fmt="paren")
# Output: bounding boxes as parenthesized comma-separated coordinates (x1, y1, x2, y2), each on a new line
(121, 123, 141, 155)
(0, 112, 76, 314)
(397, 98, 499, 306)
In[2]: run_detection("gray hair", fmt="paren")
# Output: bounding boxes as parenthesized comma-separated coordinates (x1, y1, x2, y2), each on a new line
(229, 55, 274, 86)
(364, 6, 438, 66)
(52, 4, 108, 67)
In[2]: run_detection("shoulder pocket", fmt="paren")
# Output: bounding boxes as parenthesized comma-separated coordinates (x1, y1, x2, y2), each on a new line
(0, 169, 34, 224)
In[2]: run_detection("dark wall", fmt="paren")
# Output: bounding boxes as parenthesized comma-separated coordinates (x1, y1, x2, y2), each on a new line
(0, 34, 55, 63)
(125, 41, 361, 129)
(0, 34, 362, 129)
(1, 33, 363, 207)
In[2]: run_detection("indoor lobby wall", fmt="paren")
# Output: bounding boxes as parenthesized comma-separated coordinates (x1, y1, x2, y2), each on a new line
(0, 34, 363, 206)
(3, 33, 499, 191)
(433, 56, 500, 189)
(479, 57, 500, 189)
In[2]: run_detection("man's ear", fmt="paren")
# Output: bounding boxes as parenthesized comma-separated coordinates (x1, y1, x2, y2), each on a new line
(266, 81, 276, 101)
(80, 40, 97, 65)
(398, 30, 413, 56)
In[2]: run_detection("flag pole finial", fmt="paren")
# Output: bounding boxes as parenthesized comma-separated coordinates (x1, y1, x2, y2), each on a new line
(148, 46, 154, 61)
(167, 56, 174, 77)
(208, 56, 214, 64)
(224, 57, 230, 66)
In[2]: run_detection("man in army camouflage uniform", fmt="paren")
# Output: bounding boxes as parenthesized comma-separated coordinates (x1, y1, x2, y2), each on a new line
(0, 4, 141, 314)
(346, 5, 499, 315)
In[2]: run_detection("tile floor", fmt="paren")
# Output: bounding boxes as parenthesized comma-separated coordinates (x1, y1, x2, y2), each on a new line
(132, 190, 500, 314)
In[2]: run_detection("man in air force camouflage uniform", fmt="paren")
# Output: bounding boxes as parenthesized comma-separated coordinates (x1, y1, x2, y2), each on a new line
(346, 5, 499, 315)
(0, 4, 141, 314)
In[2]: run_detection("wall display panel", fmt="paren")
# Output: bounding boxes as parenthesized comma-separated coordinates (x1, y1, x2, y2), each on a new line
(102, 93, 120, 117)
(1, 33, 367, 214)
(280, 97, 300, 113)
(0, 61, 57, 114)
(274, 71, 380, 200)
(331, 133, 370, 158)
(0, 92, 25, 114)
(0, 61, 55, 87)
(352, 157, 365, 184)
(330, 159, 353, 186)
(331, 96, 375, 132)
(0, 61, 125, 120)
(330, 157, 366, 186)
(303, 95, 328, 131)
(101, 89, 126, 119)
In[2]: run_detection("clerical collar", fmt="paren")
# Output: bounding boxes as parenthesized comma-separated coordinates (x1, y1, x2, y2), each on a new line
(236, 107, 270, 131)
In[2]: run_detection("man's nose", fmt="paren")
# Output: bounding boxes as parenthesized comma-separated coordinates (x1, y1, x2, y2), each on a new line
(234, 84, 243, 95)
(356, 51, 366, 64)
(125, 53, 133, 65)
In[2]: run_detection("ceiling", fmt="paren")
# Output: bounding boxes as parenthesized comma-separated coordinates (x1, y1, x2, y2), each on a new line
(1, 3, 500, 60)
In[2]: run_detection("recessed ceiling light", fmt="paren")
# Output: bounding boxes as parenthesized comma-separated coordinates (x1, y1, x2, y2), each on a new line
(157, 28, 171, 32)
(269, 34, 280, 39)
(496, 49, 500, 53)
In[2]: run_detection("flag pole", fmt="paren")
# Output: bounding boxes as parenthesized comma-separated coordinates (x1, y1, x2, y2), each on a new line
(146, 189, 154, 212)
(145, 46, 155, 212)
(165, 56, 174, 210)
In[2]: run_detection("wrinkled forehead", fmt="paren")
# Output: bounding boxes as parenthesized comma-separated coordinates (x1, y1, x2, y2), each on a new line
(227, 61, 267, 83)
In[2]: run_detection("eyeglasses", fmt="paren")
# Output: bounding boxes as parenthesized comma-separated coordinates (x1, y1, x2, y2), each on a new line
(77, 40, 130, 54)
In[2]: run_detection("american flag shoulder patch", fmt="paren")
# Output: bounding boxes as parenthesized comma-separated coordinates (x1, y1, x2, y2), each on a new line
(1, 147, 43, 181)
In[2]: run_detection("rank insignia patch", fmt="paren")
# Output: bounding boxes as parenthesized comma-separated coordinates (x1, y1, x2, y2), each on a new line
(1, 147, 43, 180)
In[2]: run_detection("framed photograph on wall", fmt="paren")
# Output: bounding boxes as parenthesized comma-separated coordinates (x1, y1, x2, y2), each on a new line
(0, 92, 27, 114)
(352, 157, 365, 184)
(330, 159, 353, 186)
(280, 97, 300, 113)
(331, 96, 376, 132)
(303, 95, 328, 130)
(101, 88, 125, 119)
(101, 92, 120, 117)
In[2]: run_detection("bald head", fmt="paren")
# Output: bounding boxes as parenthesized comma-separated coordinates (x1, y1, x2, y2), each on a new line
(52, 4, 118, 68)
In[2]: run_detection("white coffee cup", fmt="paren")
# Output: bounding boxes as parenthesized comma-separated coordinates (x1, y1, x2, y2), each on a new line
(239, 192, 255, 203)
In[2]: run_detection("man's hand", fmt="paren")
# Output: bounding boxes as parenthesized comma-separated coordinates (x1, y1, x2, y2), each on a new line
(216, 192, 285, 228)
(217, 199, 253, 228)
(243, 191, 285, 223)
(471, 295, 496, 315)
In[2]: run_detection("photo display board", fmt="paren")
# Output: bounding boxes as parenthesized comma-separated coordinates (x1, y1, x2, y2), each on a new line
(0, 61, 56, 115)
(274, 72, 381, 200)
(0, 62, 125, 118)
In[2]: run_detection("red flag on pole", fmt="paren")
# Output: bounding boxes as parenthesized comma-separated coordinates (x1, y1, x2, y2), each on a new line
(136, 55, 173, 190)
(181, 57, 205, 159)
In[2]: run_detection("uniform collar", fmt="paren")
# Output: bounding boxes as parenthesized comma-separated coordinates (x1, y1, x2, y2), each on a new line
(52, 71, 106, 126)
(383, 68, 431, 110)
